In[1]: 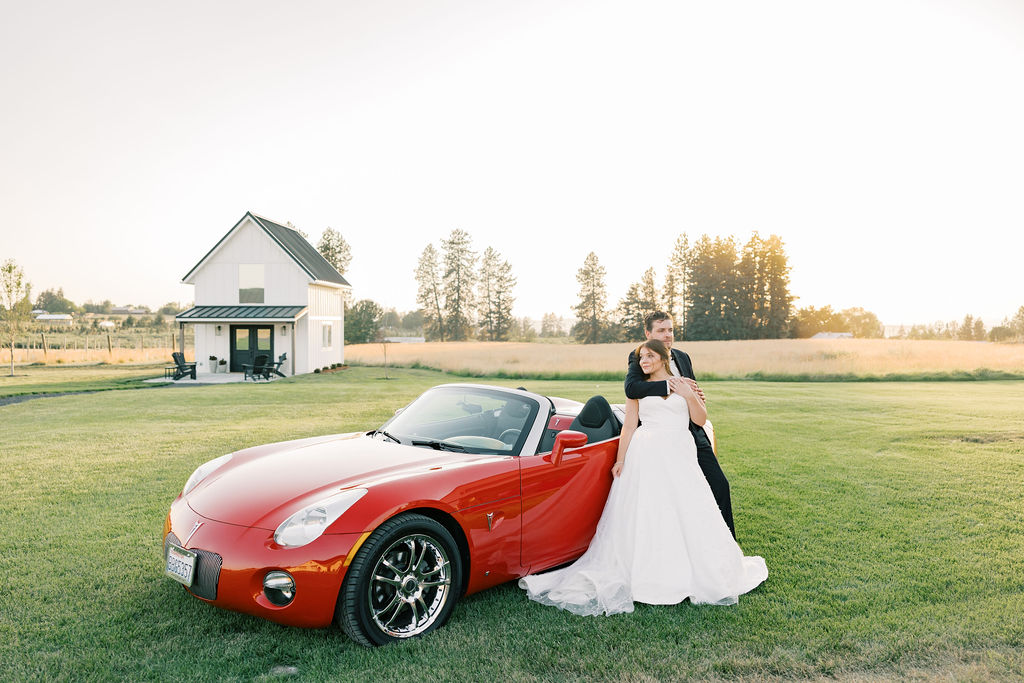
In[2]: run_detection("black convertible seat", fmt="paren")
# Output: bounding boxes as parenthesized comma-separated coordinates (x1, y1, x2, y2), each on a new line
(568, 395, 621, 444)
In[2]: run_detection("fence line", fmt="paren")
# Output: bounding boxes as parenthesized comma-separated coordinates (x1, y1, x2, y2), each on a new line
(4, 331, 196, 365)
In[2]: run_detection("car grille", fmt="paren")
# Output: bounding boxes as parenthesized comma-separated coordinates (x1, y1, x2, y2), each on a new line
(165, 532, 223, 601)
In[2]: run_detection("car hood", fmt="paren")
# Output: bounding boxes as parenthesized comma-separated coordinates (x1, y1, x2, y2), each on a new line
(186, 433, 489, 529)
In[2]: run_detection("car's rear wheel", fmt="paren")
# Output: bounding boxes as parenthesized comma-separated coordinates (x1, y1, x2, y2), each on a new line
(337, 513, 462, 646)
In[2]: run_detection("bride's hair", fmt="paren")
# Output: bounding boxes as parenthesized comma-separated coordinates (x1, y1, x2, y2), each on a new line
(636, 339, 671, 378)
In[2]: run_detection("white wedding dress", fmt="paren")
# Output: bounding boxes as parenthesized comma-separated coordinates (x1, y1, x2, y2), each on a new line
(519, 394, 768, 616)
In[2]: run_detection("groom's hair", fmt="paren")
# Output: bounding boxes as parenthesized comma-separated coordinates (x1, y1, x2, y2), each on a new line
(644, 311, 671, 332)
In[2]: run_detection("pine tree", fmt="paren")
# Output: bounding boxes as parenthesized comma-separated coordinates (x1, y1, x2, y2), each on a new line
(760, 234, 793, 338)
(540, 313, 560, 337)
(572, 252, 609, 344)
(685, 236, 743, 340)
(616, 267, 661, 341)
(664, 234, 690, 329)
(414, 244, 445, 341)
(478, 247, 517, 341)
(959, 314, 976, 341)
(738, 234, 763, 338)
(1011, 306, 1024, 340)
(441, 229, 477, 341)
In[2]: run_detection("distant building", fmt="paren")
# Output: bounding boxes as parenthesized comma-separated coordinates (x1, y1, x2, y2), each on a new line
(35, 313, 74, 326)
(811, 332, 853, 339)
(176, 212, 351, 376)
(383, 337, 425, 343)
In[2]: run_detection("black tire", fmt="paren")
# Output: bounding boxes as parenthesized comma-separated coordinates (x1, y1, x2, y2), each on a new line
(337, 513, 462, 647)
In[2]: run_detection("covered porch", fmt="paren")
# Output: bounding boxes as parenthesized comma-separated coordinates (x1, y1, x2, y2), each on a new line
(175, 305, 308, 377)
(145, 370, 279, 385)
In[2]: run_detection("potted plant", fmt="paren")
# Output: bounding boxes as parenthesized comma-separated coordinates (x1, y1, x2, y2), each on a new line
(209, 355, 218, 373)
(218, 358, 227, 373)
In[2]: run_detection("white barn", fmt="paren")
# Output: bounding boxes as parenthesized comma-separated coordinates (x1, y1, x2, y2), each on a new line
(176, 212, 351, 376)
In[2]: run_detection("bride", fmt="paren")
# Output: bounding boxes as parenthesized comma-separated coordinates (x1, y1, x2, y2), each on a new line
(519, 339, 767, 616)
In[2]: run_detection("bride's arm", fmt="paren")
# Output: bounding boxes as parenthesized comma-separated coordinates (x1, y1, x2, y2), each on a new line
(611, 399, 639, 477)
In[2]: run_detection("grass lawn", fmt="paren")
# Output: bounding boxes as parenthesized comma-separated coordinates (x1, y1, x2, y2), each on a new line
(2, 367, 1023, 680)
(0, 362, 166, 397)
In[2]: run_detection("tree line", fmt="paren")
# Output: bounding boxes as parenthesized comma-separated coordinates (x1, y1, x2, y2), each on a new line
(573, 233, 796, 343)
(8, 221, 1024, 356)
(408, 229, 517, 342)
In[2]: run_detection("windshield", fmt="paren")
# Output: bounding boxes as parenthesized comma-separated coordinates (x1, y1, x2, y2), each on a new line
(378, 386, 540, 455)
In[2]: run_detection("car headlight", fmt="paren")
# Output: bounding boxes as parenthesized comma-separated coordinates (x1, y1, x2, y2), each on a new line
(183, 453, 233, 496)
(274, 489, 368, 548)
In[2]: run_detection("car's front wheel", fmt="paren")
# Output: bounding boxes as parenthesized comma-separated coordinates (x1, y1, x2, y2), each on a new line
(337, 513, 462, 646)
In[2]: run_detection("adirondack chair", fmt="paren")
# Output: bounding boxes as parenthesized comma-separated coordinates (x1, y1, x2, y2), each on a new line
(170, 352, 196, 380)
(269, 352, 287, 378)
(244, 354, 270, 381)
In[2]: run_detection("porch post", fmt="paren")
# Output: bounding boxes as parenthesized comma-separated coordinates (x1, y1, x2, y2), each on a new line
(179, 322, 185, 356)
(290, 322, 296, 376)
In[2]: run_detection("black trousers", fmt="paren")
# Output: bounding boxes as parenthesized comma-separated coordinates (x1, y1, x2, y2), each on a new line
(696, 444, 735, 538)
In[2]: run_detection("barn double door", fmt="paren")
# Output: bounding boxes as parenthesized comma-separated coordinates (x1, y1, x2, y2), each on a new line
(230, 325, 273, 373)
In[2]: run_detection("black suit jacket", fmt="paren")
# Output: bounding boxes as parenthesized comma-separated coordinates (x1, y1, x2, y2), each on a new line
(625, 347, 711, 449)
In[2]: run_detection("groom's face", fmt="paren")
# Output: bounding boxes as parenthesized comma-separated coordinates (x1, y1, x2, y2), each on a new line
(645, 317, 674, 349)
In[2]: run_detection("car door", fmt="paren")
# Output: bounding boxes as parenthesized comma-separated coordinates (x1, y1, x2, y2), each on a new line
(519, 434, 618, 572)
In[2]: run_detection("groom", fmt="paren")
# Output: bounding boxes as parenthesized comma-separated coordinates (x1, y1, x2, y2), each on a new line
(624, 311, 735, 538)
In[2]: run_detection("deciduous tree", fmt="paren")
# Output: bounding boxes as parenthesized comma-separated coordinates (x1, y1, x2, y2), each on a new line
(790, 305, 844, 338)
(344, 299, 383, 344)
(840, 307, 883, 338)
(317, 227, 353, 275)
(1, 259, 32, 376)
(35, 287, 77, 314)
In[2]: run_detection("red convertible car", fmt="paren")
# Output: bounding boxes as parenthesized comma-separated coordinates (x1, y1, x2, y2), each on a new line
(163, 383, 627, 646)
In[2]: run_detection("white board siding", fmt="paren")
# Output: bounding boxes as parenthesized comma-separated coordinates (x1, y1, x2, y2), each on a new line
(192, 323, 233, 373)
(306, 317, 342, 371)
(192, 218, 309, 305)
(296, 317, 309, 374)
(305, 284, 345, 371)
(308, 284, 343, 318)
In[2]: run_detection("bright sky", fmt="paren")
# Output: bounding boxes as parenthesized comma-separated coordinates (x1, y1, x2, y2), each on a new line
(2, 0, 1022, 328)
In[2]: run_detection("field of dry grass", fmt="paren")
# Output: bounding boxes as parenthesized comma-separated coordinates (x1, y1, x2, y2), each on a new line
(345, 338, 1024, 379)
(4, 346, 176, 365)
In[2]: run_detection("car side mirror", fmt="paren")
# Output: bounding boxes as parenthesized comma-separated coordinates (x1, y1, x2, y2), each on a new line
(551, 430, 588, 466)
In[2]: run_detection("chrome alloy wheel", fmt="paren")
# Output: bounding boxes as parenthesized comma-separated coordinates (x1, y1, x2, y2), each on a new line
(368, 534, 453, 638)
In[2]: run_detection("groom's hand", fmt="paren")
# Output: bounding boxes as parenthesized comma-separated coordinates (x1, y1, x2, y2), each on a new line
(669, 377, 706, 404)
(687, 378, 706, 404)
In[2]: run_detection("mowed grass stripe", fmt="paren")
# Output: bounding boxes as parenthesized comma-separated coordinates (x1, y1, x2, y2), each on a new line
(1, 368, 1023, 680)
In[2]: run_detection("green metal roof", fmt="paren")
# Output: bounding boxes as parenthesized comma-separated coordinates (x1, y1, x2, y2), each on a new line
(251, 214, 351, 286)
(181, 212, 351, 287)
(176, 305, 307, 321)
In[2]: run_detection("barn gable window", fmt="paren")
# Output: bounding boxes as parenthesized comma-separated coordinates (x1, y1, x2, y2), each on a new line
(239, 264, 264, 304)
